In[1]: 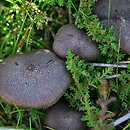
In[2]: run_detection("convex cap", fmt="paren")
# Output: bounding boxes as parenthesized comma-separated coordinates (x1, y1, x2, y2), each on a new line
(53, 24, 100, 61)
(46, 102, 86, 130)
(0, 49, 71, 108)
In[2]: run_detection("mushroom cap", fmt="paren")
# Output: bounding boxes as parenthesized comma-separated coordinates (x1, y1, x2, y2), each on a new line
(53, 24, 100, 61)
(101, 18, 130, 55)
(120, 18, 130, 55)
(46, 102, 86, 130)
(0, 49, 71, 108)
(93, 0, 130, 19)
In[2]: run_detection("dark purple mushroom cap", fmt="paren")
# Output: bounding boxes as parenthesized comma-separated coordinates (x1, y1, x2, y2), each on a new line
(0, 49, 71, 108)
(93, 0, 130, 19)
(101, 18, 130, 55)
(120, 18, 130, 55)
(46, 102, 86, 130)
(53, 24, 100, 61)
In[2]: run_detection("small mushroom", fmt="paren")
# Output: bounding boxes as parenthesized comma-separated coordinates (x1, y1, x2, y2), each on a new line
(0, 49, 71, 108)
(93, 0, 130, 19)
(46, 102, 86, 130)
(101, 18, 130, 55)
(53, 24, 100, 61)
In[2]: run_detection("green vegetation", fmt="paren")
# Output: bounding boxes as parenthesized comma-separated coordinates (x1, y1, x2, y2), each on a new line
(0, 0, 130, 130)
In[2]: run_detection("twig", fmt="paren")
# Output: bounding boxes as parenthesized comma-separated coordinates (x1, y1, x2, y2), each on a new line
(86, 62, 129, 79)
(111, 112, 130, 127)
(43, 125, 54, 130)
(116, 61, 130, 64)
(102, 74, 121, 79)
(87, 63, 128, 68)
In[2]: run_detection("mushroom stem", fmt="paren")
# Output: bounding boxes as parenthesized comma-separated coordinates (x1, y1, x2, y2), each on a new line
(87, 62, 128, 68)
(111, 112, 130, 127)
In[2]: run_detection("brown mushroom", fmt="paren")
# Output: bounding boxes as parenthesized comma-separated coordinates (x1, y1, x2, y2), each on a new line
(53, 24, 100, 61)
(0, 49, 71, 108)
(93, 0, 130, 19)
(46, 102, 86, 130)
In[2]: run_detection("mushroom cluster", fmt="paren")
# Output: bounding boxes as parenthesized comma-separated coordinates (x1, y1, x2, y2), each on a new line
(0, 24, 100, 108)
(0, 23, 100, 129)
(94, 0, 130, 55)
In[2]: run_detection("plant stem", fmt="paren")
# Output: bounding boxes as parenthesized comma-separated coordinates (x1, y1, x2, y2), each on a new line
(68, 5, 72, 24)
(75, 0, 82, 25)
(108, 0, 111, 24)
(12, 10, 28, 54)
(123, 123, 130, 130)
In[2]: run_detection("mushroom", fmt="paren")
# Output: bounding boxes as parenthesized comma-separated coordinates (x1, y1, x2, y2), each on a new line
(0, 49, 71, 108)
(45, 102, 86, 130)
(120, 18, 130, 55)
(93, 0, 130, 19)
(53, 24, 100, 61)
(101, 18, 130, 55)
